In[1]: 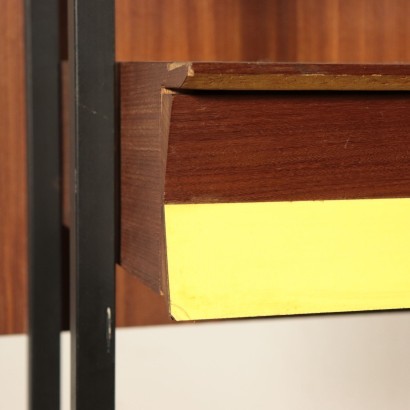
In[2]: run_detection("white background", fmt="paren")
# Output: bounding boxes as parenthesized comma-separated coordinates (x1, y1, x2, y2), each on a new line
(1, 312, 410, 409)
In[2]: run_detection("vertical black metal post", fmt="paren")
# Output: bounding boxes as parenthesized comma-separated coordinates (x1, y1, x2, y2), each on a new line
(67, 0, 116, 409)
(25, 1, 61, 409)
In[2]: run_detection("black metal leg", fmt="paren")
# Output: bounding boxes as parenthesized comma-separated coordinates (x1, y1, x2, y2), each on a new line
(25, 1, 62, 409)
(67, 0, 116, 408)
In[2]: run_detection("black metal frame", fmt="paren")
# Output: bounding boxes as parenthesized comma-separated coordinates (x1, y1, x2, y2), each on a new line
(25, 1, 62, 409)
(26, 0, 116, 408)
(68, 0, 116, 409)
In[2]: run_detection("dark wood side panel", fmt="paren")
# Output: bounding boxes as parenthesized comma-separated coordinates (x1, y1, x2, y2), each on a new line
(0, 0, 27, 334)
(165, 92, 410, 203)
(120, 63, 173, 292)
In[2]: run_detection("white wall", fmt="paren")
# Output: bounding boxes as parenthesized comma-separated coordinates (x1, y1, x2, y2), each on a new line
(1, 312, 410, 409)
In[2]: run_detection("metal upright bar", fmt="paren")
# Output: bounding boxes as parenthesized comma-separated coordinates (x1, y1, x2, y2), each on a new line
(25, 1, 62, 409)
(67, 0, 116, 408)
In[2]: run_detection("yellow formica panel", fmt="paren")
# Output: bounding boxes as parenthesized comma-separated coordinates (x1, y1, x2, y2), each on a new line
(165, 199, 410, 321)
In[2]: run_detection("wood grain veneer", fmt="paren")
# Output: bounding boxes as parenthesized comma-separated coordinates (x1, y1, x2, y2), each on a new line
(165, 91, 410, 203)
(0, 0, 28, 334)
(116, 0, 410, 63)
(120, 63, 173, 292)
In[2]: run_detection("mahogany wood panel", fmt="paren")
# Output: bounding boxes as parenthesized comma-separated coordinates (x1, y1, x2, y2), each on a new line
(165, 92, 410, 204)
(116, 0, 410, 63)
(0, 0, 28, 334)
(120, 63, 172, 292)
